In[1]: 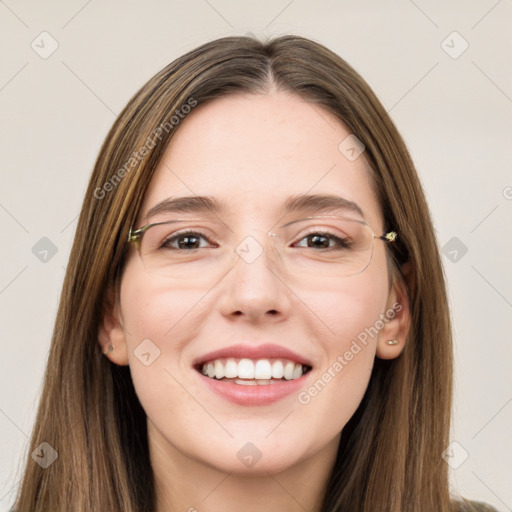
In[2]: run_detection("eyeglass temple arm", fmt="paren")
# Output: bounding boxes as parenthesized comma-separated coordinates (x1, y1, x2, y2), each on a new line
(127, 226, 147, 248)
(378, 231, 397, 242)
(128, 220, 180, 245)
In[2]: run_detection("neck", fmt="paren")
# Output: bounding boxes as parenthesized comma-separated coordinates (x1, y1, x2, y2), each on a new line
(149, 421, 339, 512)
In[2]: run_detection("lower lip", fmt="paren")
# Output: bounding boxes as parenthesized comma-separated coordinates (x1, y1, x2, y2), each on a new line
(196, 370, 312, 406)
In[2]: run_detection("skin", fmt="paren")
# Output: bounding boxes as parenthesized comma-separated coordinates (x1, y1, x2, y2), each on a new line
(99, 89, 410, 512)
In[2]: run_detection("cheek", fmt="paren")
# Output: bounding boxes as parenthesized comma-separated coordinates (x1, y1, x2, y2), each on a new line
(295, 261, 389, 424)
(302, 255, 390, 349)
(117, 262, 205, 408)
(119, 253, 210, 343)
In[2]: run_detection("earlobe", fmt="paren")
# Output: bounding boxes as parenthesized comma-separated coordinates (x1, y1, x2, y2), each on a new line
(98, 286, 130, 366)
(101, 343, 115, 355)
(376, 264, 412, 360)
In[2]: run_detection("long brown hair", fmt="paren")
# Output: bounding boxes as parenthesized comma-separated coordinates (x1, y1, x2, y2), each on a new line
(13, 34, 477, 511)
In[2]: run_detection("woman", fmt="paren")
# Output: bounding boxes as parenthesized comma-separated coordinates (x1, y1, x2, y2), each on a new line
(12, 35, 497, 511)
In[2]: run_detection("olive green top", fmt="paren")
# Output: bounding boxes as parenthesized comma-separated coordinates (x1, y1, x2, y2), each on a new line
(455, 499, 500, 512)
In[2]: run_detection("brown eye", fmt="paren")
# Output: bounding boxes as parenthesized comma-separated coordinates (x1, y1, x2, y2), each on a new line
(161, 231, 211, 250)
(295, 232, 351, 250)
(306, 234, 330, 249)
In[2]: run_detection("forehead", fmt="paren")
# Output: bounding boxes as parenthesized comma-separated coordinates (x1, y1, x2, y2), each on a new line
(139, 91, 382, 230)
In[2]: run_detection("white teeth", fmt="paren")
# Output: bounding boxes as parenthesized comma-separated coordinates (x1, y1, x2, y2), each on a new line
(214, 360, 225, 379)
(232, 378, 284, 386)
(254, 360, 272, 380)
(225, 358, 238, 378)
(238, 359, 254, 379)
(292, 363, 303, 379)
(283, 361, 295, 380)
(199, 357, 309, 381)
(271, 360, 284, 379)
(234, 379, 257, 386)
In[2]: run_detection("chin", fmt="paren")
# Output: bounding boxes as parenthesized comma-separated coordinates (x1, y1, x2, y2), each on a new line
(191, 431, 316, 476)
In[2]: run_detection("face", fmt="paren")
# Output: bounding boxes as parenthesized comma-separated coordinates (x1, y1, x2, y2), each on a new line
(101, 90, 408, 476)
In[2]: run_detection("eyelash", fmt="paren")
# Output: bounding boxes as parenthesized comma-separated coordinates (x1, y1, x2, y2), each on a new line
(161, 231, 215, 251)
(161, 229, 350, 251)
(295, 230, 351, 250)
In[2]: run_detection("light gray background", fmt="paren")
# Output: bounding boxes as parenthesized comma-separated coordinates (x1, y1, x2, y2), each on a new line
(1, 1, 511, 510)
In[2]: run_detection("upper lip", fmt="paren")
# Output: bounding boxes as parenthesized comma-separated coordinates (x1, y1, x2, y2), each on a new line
(193, 343, 313, 368)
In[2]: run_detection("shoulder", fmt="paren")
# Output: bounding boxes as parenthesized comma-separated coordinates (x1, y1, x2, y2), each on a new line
(452, 498, 500, 512)
(471, 503, 500, 512)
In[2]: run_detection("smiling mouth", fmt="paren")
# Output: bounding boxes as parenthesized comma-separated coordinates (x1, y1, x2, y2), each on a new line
(194, 357, 312, 385)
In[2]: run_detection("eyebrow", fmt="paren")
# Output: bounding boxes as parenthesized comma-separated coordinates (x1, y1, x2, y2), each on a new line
(144, 193, 365, 223)
(283, 193, 365, 220)
(145, 195, 229, 221)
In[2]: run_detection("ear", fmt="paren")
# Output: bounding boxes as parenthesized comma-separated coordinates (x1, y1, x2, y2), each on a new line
(98, 285, 130, 366)
(376, 261, 413, 360)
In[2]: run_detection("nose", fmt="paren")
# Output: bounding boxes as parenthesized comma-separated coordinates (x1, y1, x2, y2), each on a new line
(217, 232, 292, 323)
